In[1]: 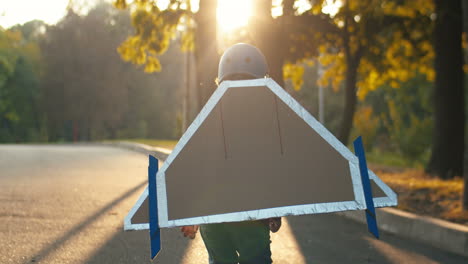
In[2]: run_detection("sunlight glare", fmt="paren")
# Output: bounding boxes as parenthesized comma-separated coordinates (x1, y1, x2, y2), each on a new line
(0, 0, 68, 28)
(322, 0, 342, 17)
(0, 0, 117, 29)
(217, 0, 252, 32)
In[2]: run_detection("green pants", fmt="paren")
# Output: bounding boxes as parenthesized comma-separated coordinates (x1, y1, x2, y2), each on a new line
(200, 221, 272, 264)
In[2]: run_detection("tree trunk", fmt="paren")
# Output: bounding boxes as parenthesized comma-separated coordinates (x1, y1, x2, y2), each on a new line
(463, 0, 468, 34)
(426, 0, 465, 181)
(194, 0, 219, 111)
(462, 0, 468, 211)
(465, 170, 468, 210)
(249, 0, 286, 88)
(338, 6, 361, 146)
(338, 56, 360, 145)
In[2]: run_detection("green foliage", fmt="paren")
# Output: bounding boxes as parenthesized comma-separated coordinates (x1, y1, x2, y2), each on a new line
(359, 74, 433, 163)
(0, 27, 45, 142)
(366, 149, 417, 168)
(352, 106, 379, 149)
(287, 61, 432, 167)
(397, 115, 432, 160)
(0, 30, 21, 89)
(10, 20, 47, 42)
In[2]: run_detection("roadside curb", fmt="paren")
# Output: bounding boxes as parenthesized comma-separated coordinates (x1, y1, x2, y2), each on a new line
(338, 208, 468, 257)
(102, 141, 171, 161)
(107, 141, 468, 258)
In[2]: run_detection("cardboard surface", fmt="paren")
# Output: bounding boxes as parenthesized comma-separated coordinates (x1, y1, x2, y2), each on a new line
(124, 78, 397, 230)
(132, 196, 149, 224)
(370, 180, 386, 198)
(165, 86, 355, 221)
(126, 171, 386, 228)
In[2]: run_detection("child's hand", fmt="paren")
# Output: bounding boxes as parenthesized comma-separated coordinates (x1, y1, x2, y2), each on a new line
(180, 225, 199, 239)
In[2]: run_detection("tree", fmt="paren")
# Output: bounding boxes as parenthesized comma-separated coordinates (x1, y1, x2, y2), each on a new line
(0, 27, 44, 142)
(426, 0, 465, 181)
(112, 0, 441, 147)
(0, 30, 20, 94)
(244, 0, 434, 145)
(114, 0, 218, 112)
(360, 74, 433, 161)
(10, 20, 47, 42)
(41, 4, 135, 140)
(40, 2, 184, 141)
(193, 0, 218, 109)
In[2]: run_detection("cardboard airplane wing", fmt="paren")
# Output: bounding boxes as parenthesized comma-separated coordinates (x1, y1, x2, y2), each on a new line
(125, 78, 397, 231)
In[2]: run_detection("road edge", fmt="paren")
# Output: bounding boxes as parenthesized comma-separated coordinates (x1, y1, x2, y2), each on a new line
(106, 141, 468, 258)
(102, 141, 171, 161)
(338, 208, 468, 257)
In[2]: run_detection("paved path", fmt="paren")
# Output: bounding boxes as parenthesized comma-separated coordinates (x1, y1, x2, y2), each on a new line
(0, 144, 466, 263)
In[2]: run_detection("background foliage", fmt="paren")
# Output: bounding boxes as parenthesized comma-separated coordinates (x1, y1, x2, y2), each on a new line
(0, 2, 187, 142)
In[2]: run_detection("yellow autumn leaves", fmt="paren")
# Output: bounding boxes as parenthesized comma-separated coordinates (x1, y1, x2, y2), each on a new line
(282, 0, 438, 102)
(357, 33, 435, 100)
(115, 1, 189, 73)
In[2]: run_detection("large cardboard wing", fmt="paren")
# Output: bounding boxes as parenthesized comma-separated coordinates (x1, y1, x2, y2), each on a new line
(125, 78, 397, 231)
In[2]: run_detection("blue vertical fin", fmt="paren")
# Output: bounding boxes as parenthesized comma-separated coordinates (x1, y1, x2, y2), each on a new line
(148, 155, 161, 259)
(354, 136, 380, 239)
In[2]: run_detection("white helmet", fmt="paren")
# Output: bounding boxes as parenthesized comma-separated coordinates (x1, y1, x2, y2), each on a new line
(217, 43, 268, 83)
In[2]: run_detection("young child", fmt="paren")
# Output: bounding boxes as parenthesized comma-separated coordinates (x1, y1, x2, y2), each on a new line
(180, 43, 281, 264)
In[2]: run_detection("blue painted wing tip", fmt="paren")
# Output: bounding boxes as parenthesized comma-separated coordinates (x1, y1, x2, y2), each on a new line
(150, 230, 161, 259)
(148, 154, 161, 259)
(354, 136, 380, 240)
(366, 212, 380, 239)
(149, 155, 158, 167)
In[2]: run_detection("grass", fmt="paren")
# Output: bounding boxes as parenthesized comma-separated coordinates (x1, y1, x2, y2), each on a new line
(366, 148, 426, 168)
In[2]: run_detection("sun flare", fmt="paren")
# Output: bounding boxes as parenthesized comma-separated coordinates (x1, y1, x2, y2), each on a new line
(217, 0, 252, 32)
(0, 0, 68, 28)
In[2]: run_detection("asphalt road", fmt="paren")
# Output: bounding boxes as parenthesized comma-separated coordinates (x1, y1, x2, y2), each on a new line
(0, 144, 467, 264)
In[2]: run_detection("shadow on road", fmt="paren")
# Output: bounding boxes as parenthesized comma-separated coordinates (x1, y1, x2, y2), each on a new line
(286, 213, 468, 264)
(84, 227, 192, 264)
(25, 181, 147, 264)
